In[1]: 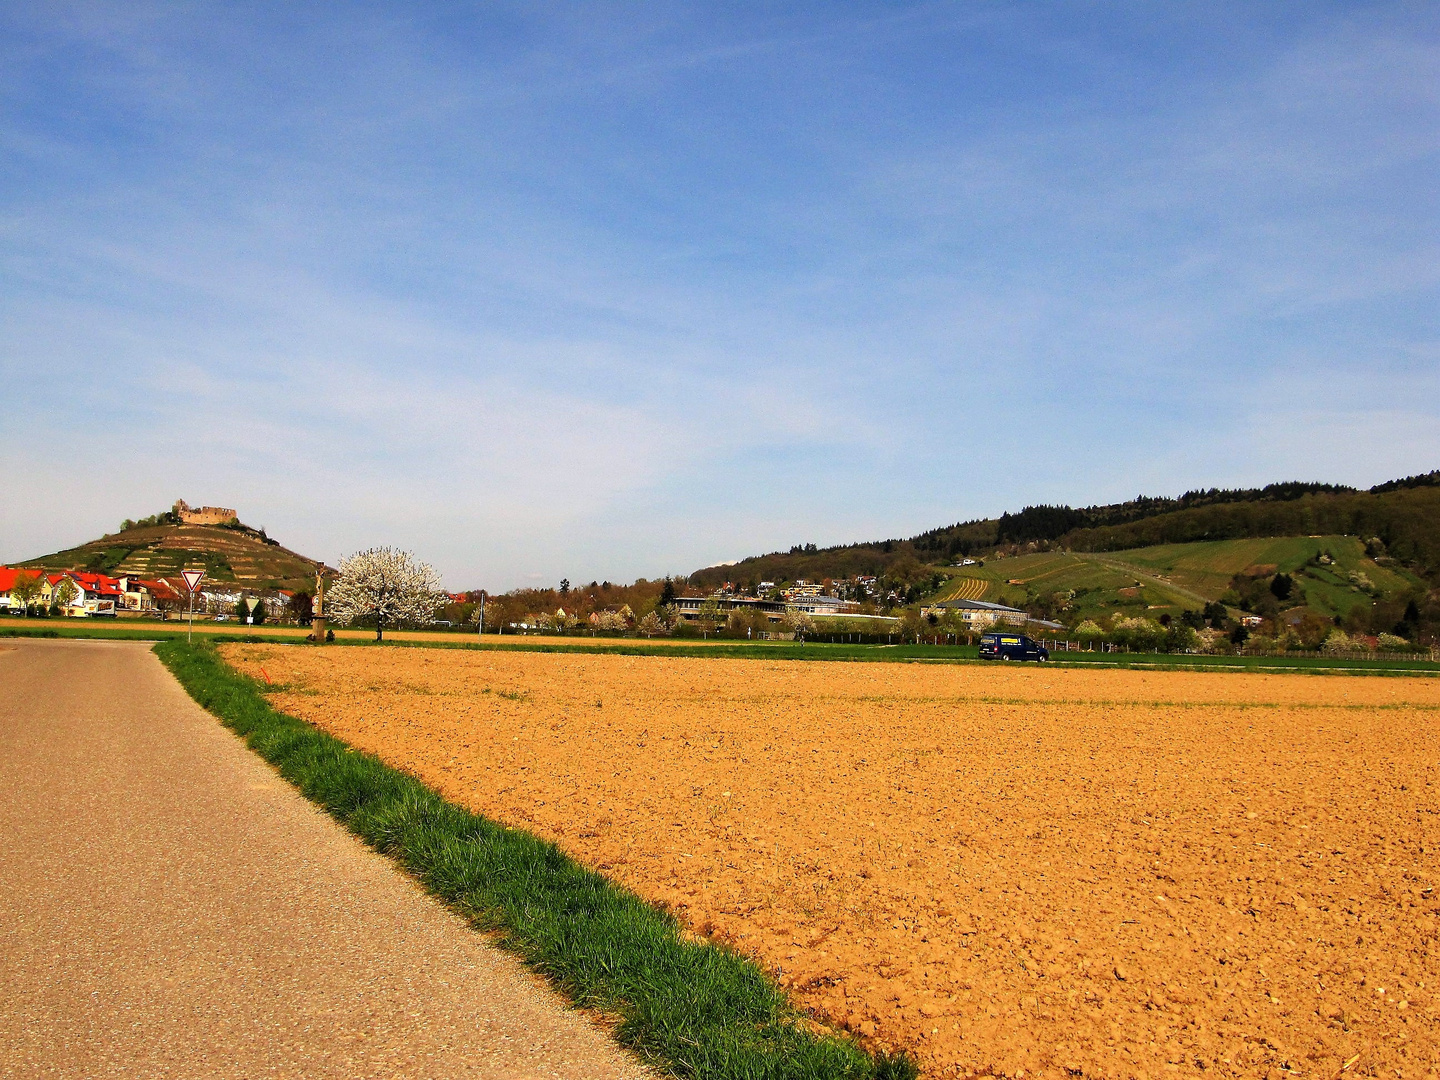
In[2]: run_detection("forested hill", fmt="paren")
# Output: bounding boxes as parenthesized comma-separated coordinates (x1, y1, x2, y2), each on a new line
(689, 472, 1440, 589)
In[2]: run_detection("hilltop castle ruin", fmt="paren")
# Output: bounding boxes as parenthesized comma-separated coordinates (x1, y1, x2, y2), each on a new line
(173, 499, 238, 526)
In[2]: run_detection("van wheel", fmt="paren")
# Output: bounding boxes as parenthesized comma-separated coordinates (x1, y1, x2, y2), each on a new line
(1001, 654, 1012, 661)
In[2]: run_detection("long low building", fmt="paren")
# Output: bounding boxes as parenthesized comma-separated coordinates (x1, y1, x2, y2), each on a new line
(925, 597, 1028, 627)
(671, 596, 787, 621)
(785, 594, 862, 616)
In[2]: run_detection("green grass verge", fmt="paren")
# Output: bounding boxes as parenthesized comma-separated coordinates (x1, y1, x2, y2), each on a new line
(153, 639, 915, 1080)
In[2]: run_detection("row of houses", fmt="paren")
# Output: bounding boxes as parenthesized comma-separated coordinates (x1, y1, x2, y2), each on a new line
(0, 567, 295, 620)
(0, 567, 185, 617)
(708, 577, 876, 614)
(745, 578, 1055, 630)
(669, 591, 1051, 631)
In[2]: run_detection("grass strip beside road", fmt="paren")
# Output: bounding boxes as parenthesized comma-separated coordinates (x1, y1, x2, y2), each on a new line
(153, 640, 915, 1080)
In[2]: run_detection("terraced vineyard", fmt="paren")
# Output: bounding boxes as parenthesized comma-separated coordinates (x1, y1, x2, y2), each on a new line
(20, 522, 328, 590)
(937, 551, 1202, 619)
(935, 576, 988, 601)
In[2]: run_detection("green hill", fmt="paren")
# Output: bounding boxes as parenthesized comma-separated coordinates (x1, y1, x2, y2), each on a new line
(690, 472, 1439, 640)
(938, 536, 1425, 627)
(692, 474, 1440, 587)
(19, 516, 328, 591)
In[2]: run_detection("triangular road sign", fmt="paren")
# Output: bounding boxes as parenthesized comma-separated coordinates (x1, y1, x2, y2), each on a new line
(181, 569, 205, 592)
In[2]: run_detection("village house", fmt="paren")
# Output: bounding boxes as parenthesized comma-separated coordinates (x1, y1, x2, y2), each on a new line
(116, 575, 186, 614)
(0, 567, 51, 612)
(55, 571, 124, 616)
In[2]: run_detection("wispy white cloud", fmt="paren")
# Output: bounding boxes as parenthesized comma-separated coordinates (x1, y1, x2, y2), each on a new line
(2, 3, 1436, 585)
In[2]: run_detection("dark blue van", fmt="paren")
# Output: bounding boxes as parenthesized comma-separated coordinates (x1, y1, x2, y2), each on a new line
(979, 632, 1049, 662)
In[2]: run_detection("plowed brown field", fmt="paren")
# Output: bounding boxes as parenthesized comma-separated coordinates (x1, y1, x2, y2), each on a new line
(221, 645, 1440, 1080)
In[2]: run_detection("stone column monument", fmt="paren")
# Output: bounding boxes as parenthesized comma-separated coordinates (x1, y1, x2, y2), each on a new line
(311, 569, 328, 644)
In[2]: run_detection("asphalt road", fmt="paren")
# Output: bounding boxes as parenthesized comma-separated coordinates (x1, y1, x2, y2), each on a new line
(0, 639, 648, 1079)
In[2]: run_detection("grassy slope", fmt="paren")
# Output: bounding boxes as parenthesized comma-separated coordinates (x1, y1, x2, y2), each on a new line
(1096, 536, 1422, 619)
(937, 551, 1204, 618)
(154, 640, 916, 1080)
(17, 522, 325, 590)
(693, 482, 1440, 606)
(936, 536, 1422, 623)
(1063, 485, 1440, 572)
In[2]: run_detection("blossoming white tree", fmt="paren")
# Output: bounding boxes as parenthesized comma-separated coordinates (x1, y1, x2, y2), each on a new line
(781, 609, 815, 640)
(326, 547, 445, 641)
(595, 609, 629, 632)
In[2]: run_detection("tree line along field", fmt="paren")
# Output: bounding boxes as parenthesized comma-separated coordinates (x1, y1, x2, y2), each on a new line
(936, 536, 1425, 626)
(224, 643, 1440, 1080)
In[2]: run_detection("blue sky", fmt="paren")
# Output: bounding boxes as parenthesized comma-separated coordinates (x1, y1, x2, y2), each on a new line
(3, 3, 1437, 589)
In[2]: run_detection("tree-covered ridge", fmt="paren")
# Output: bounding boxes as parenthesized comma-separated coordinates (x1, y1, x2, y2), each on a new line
(690, 473, 1440, 590)
(989, 481, 1359, 544)
(1368, 470, 1440, 495)
(1062, 486, 1440, 570)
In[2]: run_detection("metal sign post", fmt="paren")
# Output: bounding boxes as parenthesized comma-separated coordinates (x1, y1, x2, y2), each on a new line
(181, 569, 205, 644)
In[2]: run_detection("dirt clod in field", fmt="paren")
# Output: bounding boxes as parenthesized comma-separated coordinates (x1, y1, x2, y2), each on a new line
(223, 645, 1440, 1079)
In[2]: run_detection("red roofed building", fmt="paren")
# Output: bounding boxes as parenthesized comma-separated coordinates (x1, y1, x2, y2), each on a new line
(117, 576, 187, 614)
(0, 567, 52, 612)
(56, 571, 123, 617)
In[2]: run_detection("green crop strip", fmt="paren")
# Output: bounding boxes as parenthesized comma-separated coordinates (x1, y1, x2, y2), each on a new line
(154, 640, 915, 1080)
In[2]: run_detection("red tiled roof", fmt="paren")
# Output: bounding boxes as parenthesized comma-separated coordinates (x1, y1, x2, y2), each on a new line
(63, 570, 121, 596)
(136, 578, 184, 602)
(0, 567, 44, 592)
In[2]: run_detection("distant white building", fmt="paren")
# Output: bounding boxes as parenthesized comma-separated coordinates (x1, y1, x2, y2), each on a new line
(925, 597, 1027, 628)
(671, 596, 787, 622)
(787, 595, 859, 616)
(201, 589, 243, 614)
